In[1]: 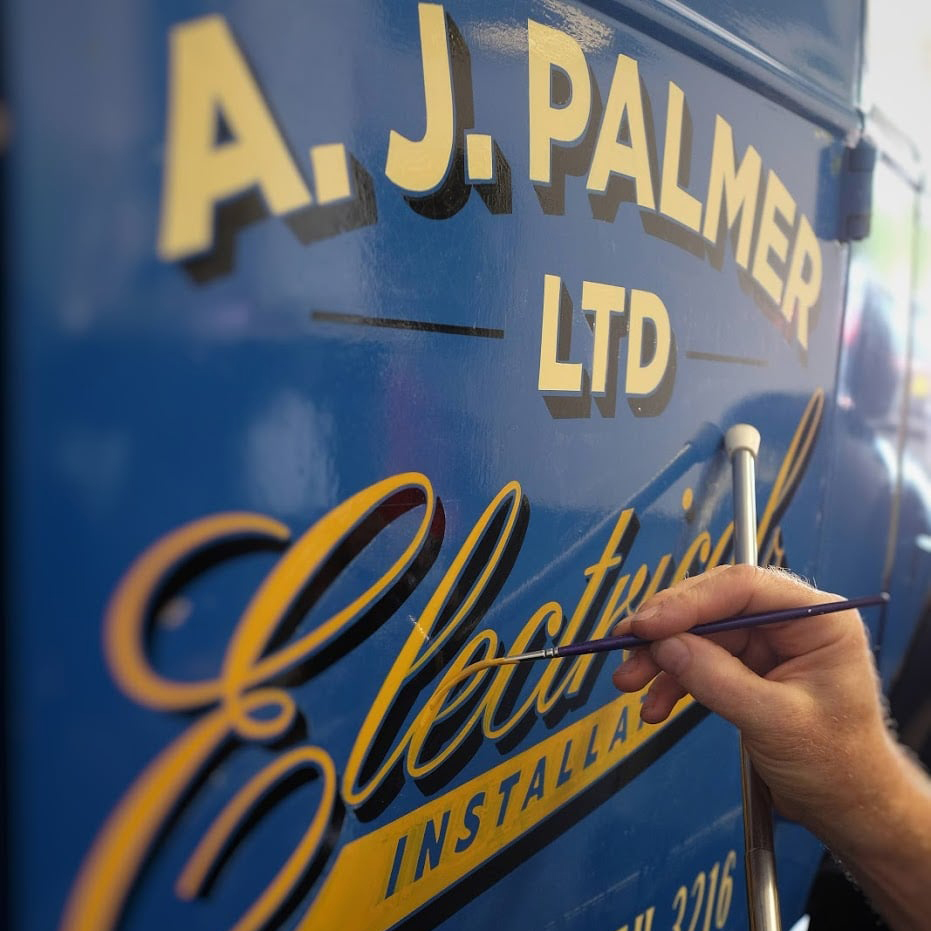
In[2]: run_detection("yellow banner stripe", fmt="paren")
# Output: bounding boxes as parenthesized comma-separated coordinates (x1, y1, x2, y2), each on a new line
(302, 693, 694, 931)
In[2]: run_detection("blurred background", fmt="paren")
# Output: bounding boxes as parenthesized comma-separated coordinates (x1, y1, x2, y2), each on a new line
(866, 0, 931, 162)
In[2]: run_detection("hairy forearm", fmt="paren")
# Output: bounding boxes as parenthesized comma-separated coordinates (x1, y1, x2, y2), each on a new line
(821, 737, 931, 931)
(609, 565, 931, 928)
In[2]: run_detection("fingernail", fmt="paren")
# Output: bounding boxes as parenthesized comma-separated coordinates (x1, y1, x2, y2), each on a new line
(651, 637, 690, 676)
(634, 603, 661, 621)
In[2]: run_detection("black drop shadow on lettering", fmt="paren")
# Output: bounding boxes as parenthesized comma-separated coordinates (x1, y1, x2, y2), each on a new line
(146, 534, 290, 654)
(699, 128, 762, 275)
(395, 703, 710, 931)
(592, 312, 628, 419)
(119, 739, 236, 929)
(495, 579, 637, 750)
(540, 515, 642, 732)
(474, 141, 513, 215)
(353, 493, 531, 821)
(116, 535, 294, 928)
(628, 329, 676, 418)
(703, 189, 752, 273)
(112, 495, 442, 928)
(758, 390, 824, 564)
(639, 96, 706, 259)
(286, 156, 378, 245)
(411, 686, 490, 797)
(192, 769, 346, 930)
(183, 189, 273, 284)
(405, 13, 474, 221)
(268, 486, 446, 688)
(479, 622, 553, 755)
(543, 282, 592, 420)
(180, 35, 320, 285)
(730, 165, 816, 361)
(732, 191, 813, 364)
(117, 722, 343, 930)
(492, 515, 641, 745)
(535, 65, 603, 217)
(589, 77, 658, 224)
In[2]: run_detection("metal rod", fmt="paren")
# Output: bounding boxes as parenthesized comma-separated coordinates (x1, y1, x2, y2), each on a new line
(726, 424, 782, 931)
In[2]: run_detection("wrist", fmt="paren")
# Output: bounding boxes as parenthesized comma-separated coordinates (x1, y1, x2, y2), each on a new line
(822, 736, 931, 930)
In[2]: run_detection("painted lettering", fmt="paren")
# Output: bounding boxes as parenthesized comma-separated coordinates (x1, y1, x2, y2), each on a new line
(587, 54, 655, 207)
(751, 168, 797, 305)
(539, 275, 674, 406)
(702, 114, 762, 269)
(157, 15, 312, 261)
(385, 4, 456, 193)
(528, 20, 592, 184)
(659, 82, 701, 231)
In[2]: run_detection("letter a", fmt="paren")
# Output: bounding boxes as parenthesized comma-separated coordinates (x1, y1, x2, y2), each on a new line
(157, 15, 312, 261)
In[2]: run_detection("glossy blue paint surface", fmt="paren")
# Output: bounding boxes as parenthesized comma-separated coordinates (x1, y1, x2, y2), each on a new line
(3, 2, 926, 931)
(678, 0, 864, 102)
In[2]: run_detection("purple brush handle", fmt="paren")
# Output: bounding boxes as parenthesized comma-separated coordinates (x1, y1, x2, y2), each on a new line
(554, 592, 889, 658)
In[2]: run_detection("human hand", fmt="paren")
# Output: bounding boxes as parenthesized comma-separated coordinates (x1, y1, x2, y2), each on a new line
(610, 565, 900, 849)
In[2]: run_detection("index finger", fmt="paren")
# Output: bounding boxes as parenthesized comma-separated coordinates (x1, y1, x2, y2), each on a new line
(622, 565, 833, 643)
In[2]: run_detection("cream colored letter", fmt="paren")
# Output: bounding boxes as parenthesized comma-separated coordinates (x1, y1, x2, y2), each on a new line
(581, 280, 626, 395)
(586, 55, 655, 208)
(539, 274, 584, 393)
(157, 15, 311, 261)
(781, 214, 822, 348)
(702, 115, 762, 269)
(626, 290, 671, 396)
(658, 82, 701, 231)
(528, 21, 591, 184)
(385, 4, 456, 193)
(751, 169, 797, 305)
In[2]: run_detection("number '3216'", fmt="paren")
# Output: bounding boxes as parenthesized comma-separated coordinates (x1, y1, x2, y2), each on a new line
(672, 850, 738, 931)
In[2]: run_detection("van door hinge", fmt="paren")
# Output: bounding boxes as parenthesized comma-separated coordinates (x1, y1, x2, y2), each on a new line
(838, 138, 877, 242)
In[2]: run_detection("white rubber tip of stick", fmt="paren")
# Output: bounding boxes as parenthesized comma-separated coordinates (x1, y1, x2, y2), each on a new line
(725, 423, 761, 459)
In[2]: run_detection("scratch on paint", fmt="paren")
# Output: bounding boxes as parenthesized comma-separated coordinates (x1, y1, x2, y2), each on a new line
(409, 614, 431, 641)
(542, 871, 640, 929)
(666, 806, 742, 859)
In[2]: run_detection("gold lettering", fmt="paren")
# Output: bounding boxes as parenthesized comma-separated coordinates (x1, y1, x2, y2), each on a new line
(60, 691, 306, 931)
(343, 482, 524, 805)
(67, 392, 826, 930)
(757, 390, 824, 559)
(176, 746, 337, 931)
(72, 473, 437, 931)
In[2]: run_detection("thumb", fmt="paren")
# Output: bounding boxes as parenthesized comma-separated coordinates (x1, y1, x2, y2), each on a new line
(650, 633, 790, 734)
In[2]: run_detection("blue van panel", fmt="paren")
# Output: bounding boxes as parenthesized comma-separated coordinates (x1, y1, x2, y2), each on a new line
(2, 3, 924, 931)
(675, 0, 864, 103)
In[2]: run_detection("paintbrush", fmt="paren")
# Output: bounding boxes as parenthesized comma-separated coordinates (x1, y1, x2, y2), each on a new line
(432, 593, 889, 704)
